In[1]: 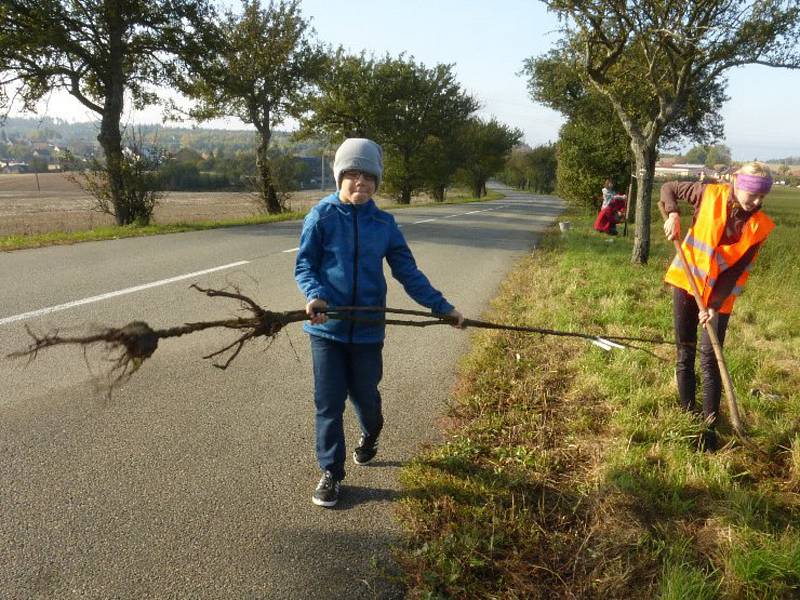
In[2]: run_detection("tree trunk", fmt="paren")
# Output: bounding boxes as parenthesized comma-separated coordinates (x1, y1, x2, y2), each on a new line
(630, 143, 657, 264)
(397, 151, 413, 204)
(432, 184, 445, 202)
(97, 5, 126, 225)
(256, 129, 282, 214)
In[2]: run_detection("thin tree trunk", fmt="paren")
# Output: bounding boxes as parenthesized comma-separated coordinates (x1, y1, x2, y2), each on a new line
(630, 143, 657, 264)
(98, 4, 126, 225)
(398, 151, 412, 204)
(255, 128, 282, 214)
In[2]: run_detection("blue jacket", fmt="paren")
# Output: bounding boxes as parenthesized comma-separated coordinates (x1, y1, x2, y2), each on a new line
(294, 193, 454, 343)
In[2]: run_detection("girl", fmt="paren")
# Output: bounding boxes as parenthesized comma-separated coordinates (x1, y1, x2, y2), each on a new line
(660, 162, 775, 450)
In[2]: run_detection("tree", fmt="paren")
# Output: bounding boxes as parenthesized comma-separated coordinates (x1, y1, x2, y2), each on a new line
(416, 132, 468, 201)
(685, 143, 732, 167)
(501, 145, 558, 194)
(684, 145, 709, 165)
(523, 49, 632, 206)
(557, 118, 631, 208)
(536, 0, 800, 263)
(0, 0, 214, 225)
(177, 0, 327, 213)
(301, 52, 479, 203)
(706, 144, 732, 167)
(70, 134, 164, 225)
(457, 118, 523, 198)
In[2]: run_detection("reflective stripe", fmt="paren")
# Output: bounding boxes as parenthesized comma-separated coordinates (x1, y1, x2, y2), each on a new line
(715, 253, 730, 271)
(688, 263, 708, 282)
(731, 285, 744, 297)
(745, 262, 754, 273)
(671, 256, 709, 282)
(685, 233, 715, 257)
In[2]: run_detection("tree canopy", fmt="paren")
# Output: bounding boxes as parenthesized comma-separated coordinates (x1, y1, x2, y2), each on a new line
(301, 52, 479, 203)
(685, 144, 733, 167)
(536, 0, 800, 263)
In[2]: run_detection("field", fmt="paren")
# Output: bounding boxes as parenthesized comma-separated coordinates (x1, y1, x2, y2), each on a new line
(0, 173, 452, 236)
(397, 185, 800, 597)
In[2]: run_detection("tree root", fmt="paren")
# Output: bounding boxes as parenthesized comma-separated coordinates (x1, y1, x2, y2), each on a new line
(8, 285, 308, 385)
(8, 285, 674, 388)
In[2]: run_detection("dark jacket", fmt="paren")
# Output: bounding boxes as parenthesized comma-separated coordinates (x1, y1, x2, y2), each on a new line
(294, 193, 454, 343)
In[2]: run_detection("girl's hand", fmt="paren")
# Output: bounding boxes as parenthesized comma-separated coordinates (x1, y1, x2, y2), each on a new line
(305, 298, 328, 325)
(664, 213, 681, 240)
(699, 307, 717, 326)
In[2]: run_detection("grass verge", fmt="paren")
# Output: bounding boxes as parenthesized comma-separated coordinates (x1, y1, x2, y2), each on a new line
(0, 190, 504, 251)
(396, 186, 800, 598)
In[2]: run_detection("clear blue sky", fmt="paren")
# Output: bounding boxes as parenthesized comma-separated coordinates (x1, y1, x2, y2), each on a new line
(13, 0, 800, 161)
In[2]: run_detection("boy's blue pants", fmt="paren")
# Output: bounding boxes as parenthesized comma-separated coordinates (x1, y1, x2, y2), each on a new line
(310, 335, 384, 480)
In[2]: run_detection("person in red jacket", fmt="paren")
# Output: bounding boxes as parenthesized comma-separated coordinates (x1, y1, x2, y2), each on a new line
(660, 162, 775, 450)
(594, 179, 626, 235)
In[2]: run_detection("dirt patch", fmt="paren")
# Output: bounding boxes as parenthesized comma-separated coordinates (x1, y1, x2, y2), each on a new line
(0, 173, 441, 236)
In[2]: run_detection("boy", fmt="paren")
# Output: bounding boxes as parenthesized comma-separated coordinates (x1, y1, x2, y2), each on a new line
(295, 138, 463, 506)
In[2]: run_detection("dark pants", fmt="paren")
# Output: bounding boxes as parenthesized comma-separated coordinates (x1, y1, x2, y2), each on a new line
(310, 335, 384, 481)
(672, 286, 730, 427)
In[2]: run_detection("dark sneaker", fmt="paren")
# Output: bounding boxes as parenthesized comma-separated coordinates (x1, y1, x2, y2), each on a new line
(312, 471, 340, 507)
(699, 429, 718, 452)
(353, 433, 379, 465)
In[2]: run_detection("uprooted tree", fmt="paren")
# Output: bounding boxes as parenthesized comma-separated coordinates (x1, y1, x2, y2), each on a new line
(533, 0, 800, 264)
(9, 286, 662, 391)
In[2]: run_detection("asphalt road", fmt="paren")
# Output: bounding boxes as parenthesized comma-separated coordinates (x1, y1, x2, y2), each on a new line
(0, 185, 563, 599)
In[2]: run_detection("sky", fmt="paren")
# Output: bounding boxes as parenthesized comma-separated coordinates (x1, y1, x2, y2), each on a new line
(9, 0, 800, 161)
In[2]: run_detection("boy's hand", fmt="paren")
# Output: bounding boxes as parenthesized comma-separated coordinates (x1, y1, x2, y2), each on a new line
(306, 298, 328, 325)
(447, 308, 465, 329)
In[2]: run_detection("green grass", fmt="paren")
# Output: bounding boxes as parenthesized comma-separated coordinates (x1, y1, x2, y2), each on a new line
(0, 189, 505, 251)
(0, 211, 305, 251)
(397, 186, 800, 598)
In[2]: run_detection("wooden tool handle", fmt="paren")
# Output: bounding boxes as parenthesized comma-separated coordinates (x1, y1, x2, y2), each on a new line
(671, 239, 745, 436)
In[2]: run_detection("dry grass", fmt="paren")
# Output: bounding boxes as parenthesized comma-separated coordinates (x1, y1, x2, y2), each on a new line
(0, 173, 457, 236)
(397, 187, 800, 598)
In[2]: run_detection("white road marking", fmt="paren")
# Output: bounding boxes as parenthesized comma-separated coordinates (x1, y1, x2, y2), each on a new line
(413, 218, 436, 224)
(282, 247, 300, 253)
(0, 260, 251, 326)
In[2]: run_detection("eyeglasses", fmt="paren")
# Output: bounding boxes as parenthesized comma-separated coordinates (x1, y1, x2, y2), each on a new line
(342, 170, 377, 183)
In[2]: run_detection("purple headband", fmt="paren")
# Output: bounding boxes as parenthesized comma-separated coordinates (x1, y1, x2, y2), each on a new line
(735, 173, 772, 194)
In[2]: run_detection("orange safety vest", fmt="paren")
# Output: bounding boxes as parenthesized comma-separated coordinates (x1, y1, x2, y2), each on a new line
(664, 184, 774, 314)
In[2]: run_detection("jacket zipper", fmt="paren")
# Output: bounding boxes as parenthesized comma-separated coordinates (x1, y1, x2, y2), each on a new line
(349, 206, 359, 343)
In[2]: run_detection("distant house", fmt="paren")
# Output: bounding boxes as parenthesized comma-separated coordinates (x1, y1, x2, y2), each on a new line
(654, 163, 720, 180)
(1, 161, 30, 174)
